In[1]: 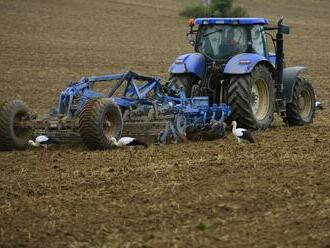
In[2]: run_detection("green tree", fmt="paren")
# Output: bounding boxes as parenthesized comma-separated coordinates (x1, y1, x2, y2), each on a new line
(211, 0, 232, 17)
(179, 0, 248, 18)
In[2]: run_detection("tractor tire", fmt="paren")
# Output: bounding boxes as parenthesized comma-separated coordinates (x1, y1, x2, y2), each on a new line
(227, 64, 275, 129)
(283, 78, 315, 126)
(0, 100, 32, 151)
(79, 98, 123, 150)
(168, 74, 199, 97)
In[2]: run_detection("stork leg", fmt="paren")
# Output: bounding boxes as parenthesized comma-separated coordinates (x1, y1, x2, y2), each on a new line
(40, 149, 45, 162)
(41, 145, 49, 162)
(40, 148, 47, 162)
(128, 147, 133, 164)
(45, 147, 49, 161)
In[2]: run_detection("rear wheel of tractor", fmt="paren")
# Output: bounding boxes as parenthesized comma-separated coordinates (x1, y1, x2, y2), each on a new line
(79, 98, 123, 150)
(168, 74, 199, 97)
(0, 100, 32, 151)
(227, 65, 275, 129)
(284, 78, 315, 126)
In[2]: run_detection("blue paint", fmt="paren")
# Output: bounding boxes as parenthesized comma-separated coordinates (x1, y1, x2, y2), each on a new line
(195, 18, 269, 25)
(168, 53, 206, 79)
(268, 53, 276, 66)
(224, 53, 274, 74)
(54, 71, 231, 136)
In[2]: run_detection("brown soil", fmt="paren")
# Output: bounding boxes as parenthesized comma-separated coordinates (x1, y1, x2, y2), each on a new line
(0, 0, 330, 247)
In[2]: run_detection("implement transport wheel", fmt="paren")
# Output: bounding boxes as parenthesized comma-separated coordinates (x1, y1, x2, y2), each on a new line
(79, 98, 123, 150)
(227, 64, 275, 129)
(0, 100, 32, 151)
(168, 74, 199, 97)
(284, 78, 315, 126)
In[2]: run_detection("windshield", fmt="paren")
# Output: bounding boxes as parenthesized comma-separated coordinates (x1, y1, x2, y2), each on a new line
(196, 25, 248, 61)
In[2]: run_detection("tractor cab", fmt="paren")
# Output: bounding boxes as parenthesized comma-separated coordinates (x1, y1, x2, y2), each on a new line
(193, 18, 269, 62)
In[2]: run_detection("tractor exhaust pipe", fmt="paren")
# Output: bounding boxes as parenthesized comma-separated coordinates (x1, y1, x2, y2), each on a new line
(275, 17, 290, 100)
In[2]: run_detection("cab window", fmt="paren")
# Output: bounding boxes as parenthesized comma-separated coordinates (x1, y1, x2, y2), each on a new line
(196, 25, 248, 61)
(251, 25, 267, 57)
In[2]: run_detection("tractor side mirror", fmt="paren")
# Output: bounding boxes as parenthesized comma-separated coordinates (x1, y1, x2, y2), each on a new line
(280, 24, 290, 34)
(186, 32, 196, 46)
(277, 16, 290, 35)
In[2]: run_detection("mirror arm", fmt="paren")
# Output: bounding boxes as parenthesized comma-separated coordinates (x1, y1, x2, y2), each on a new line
(264, 26, 278, 31)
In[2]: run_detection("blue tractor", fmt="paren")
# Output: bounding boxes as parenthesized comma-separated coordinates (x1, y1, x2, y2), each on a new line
(168, 17, 316, 129)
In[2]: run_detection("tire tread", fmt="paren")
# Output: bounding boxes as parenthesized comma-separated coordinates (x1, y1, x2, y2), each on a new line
(227, 65, 275, 129)
(79, 98, 123, 150)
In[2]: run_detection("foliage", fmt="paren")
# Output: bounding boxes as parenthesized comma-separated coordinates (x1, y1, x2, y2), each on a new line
(179, 0, 248, 18)
(179, 4, 207, 18)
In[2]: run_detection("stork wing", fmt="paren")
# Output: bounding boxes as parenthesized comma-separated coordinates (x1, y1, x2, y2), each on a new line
(35, 135, 49, 143)
(241, 131, 255, 143)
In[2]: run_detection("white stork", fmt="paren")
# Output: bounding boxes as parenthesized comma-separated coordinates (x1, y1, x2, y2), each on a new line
(315, 101, 324, 110)
(28, 135, 60, 149)
(110, 137, 148, 163)
(231, 121, 255, 143)
(28, 135, 60, 160)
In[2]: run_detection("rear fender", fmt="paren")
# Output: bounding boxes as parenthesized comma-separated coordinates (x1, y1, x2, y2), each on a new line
(283, 66, 306, 103)
(168, 53, 206, 79)
(224, 53, 274, 74)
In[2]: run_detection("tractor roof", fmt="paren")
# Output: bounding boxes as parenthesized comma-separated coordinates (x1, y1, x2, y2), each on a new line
(195, 18, 269, 25)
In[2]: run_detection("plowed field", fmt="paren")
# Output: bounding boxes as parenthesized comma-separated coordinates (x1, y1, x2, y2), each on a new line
(0, 0, 329, 247)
